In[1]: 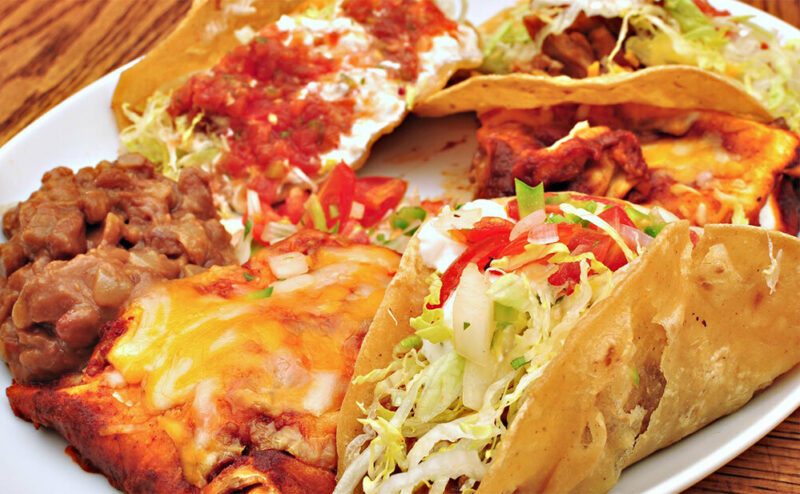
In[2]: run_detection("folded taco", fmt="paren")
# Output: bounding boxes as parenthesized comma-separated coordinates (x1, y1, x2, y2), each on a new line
(416, 0, 800, 129)
(334, 183, 800, 493)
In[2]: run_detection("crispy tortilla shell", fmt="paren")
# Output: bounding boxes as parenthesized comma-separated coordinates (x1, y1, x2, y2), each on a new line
(111, 0, 314, 129)
(337, 220, 800, 492)
(414, 67, 772, 122)
(336, 235, 433, 462)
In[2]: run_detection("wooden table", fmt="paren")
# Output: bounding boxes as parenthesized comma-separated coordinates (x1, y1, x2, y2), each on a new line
(1, 0, 799, 492)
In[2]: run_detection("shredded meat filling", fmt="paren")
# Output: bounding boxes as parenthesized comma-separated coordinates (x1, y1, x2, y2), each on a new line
(472, 117, 649, 199)
(0, 155, 236, 383)
(521, 13, 634, 77)
(471, 104, 800, 233)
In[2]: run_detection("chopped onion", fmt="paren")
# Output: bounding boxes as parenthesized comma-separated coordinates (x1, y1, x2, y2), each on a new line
(509, 209, 545, 240)
(620, 224, 653, 249)
(453, 264, 493, 366)
(271, 273, 314, 294)
(302, 372, 339, 416)
(462, 360, 494, 411)
(233, 25, 256, 44)
(350, 201, 365, 220)
(246, 189, 262, 218)
(526, 223, 559, 245)
(268, 252, 309, 279)
(263, 222, 298, 245)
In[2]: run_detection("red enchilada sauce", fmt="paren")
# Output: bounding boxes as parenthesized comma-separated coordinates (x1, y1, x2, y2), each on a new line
(168, 0, 457, 205)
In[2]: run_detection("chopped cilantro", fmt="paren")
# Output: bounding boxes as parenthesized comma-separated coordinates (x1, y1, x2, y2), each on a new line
(399, 335, 422, 349)
(644, 224, 666, 237)
(246, 286, 273, 300)
(510, 356, 529, 370)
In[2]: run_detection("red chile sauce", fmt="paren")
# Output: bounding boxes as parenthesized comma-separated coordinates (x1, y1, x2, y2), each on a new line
(169, 0, 456, 205)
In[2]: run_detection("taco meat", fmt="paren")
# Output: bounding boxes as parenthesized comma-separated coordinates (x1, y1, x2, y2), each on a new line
(471, 104, 800, 232)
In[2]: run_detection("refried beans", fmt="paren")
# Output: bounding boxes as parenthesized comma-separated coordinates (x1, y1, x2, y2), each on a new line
(0, 154, 236, 383)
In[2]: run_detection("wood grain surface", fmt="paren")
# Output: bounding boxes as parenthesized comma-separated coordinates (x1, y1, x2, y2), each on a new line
(0, 0, 799, 492)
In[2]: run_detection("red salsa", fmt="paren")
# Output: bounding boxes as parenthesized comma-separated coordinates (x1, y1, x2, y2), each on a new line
(342, 0, 458, 81)
(169, 0, 457, 205)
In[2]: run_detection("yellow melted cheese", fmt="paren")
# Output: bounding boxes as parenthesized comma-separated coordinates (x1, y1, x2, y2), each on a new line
(105, 244, 398, 485)
(641, 135, 743, 184)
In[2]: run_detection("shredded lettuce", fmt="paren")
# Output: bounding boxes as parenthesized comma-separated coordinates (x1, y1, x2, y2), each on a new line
(414, 350, 465, 422)
(560, 203, 636, 261)
(410, 274, 454, 344)
(340, 234, 626, 494)
(480, 3, 537, 73)
(487, 273, 531, 311)
(119, 92, 222, 179)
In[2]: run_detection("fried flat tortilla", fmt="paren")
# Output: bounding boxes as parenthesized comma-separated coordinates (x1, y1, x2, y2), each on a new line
(111, 0, 311, 128)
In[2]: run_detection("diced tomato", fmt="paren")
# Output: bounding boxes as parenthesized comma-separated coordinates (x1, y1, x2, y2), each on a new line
(547, 262, 581, 292)
(546, 221, 631, 291)
(496, 235, 529, 258)
(247, 174, 281, 205)
(353, 176, 408, 227)
(277, 186, 309, 224)
(433, 233, 510, 308)
(562, 226, 629, 272)
(597, 206, 636, 231)
(692, 0, 729, 16)
(314, 162, 355, 230)
(449, 217, 514, 244)
(420, 199, 445, 216)
(545, 203, 563, 215)
(340, 220, 371, 244)
(243, 203, 281, 244)
(506, 199, 520, 221)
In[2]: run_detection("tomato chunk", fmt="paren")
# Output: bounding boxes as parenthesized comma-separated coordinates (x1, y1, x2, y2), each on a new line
(313, 163, 356, 230)
(433, 233, 509, 308)
(354, 176, 408, 227)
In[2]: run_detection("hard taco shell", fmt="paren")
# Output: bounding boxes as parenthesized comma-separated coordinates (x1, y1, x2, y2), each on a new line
(414, 0, 772, 122)
(337, 217, 800, 492)
(414, 67, 773, 121)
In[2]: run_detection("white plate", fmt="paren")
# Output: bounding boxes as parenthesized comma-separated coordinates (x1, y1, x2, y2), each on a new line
(1, 1, 798, 493)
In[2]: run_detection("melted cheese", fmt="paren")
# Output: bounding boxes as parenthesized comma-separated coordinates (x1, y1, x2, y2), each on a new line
(106, 244, 398, 486)
(642, 135, 743, 184)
